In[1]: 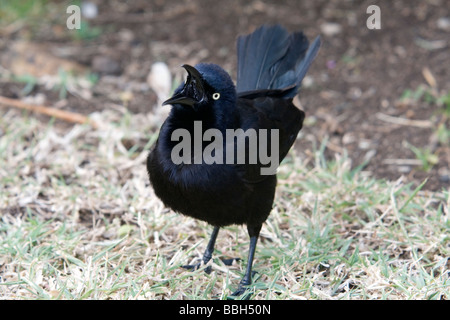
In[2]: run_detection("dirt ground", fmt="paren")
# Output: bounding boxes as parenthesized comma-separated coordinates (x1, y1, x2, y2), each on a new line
(1, 0, 449, 191)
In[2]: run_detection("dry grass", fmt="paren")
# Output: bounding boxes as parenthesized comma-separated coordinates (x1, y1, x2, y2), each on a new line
(0, 107, 448, 300)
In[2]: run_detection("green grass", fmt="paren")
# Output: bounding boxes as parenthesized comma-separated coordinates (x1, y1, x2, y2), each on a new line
(0, 1, 102, 41)
(398, 86, 450, 172)
(404, 142, 439, 172)
(0, 108, 449, 300)
(0, 0, 48, 27)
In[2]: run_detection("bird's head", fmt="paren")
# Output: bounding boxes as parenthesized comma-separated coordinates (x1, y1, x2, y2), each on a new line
(163, 63, 236, 115)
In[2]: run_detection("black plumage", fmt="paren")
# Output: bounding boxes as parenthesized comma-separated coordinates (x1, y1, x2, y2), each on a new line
(147, 24, 320, 297)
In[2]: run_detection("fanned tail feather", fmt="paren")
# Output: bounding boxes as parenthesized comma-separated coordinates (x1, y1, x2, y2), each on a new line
(236, 24, 320, 98)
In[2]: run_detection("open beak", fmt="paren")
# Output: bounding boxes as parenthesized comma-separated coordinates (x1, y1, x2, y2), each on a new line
(162, 64, 206, 107)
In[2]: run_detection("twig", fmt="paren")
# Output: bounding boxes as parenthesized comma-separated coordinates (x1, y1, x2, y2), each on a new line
(94, 3, 196, 23)
(375, 112, 433, 128)
(383, 159, 423, 166)
(422, 67, 437, 88)
(0, 96, 98, 128)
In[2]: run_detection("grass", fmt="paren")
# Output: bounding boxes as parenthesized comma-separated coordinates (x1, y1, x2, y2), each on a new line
(0, 1, 102, 41)
(0, 108, 449, 300)
(0, 0, 48, 27)
(404, 141, 439, 172)
(398, 86, 450, 172)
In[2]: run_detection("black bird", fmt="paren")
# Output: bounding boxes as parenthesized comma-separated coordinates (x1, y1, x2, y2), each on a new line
(147, 24, 320, 297)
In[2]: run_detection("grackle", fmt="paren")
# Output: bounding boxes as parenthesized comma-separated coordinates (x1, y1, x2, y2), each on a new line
(147, 24, 320, 298)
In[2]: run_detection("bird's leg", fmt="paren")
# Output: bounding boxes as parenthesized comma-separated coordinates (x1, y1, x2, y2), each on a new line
(183, 226, 219, 273)
(202, 226, 220, 265)
(230, 224, 261, 299)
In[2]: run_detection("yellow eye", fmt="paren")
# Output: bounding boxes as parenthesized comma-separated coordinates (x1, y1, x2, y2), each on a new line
(212, 93, 220, 100)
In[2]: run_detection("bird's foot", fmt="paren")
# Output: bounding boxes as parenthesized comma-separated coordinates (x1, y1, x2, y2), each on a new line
(228, 285, 253, 300)
(183, 257, 239, 274)
(227, 271, 257, 300)
(220, 257, 240, 266)
(182, 262, 212, 274)
(181, 262, 201, 271)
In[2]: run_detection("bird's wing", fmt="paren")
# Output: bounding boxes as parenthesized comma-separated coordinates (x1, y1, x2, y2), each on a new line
(233, 96, 304, 183)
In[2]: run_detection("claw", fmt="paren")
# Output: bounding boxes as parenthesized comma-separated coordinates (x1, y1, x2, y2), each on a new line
(227, 270, 257, 300)
(182, 262, 212, 274)
(228, 286, 253, 300)
(221, 257, 240, 266)
(181, 263, 201, 271)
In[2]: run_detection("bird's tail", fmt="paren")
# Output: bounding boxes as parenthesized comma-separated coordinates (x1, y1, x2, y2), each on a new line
(236, 24, 320, 98)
